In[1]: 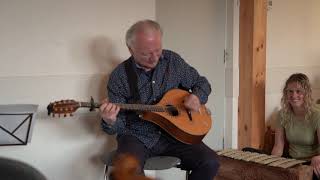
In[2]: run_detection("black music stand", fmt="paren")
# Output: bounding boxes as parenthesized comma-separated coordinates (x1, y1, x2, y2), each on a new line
(0, 104, 38, 146)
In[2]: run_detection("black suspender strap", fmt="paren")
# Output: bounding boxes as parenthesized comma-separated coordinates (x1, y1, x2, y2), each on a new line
(124, 59, 141, 103)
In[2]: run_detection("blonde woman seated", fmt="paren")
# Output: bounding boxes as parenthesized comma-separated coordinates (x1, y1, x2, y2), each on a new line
(272, 73, 320, 179)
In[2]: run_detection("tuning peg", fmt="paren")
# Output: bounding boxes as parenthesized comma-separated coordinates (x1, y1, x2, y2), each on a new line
(52, 114, 55, 118)
(70, 113, 73, 117)
(64, 114, 67, 117)
(58, 114, 61, 118)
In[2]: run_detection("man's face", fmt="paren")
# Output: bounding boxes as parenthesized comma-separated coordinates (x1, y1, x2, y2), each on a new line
(128, 30, 162, 71)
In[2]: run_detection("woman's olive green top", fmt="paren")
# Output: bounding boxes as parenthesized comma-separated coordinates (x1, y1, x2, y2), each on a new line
(276, 105, 320, 160)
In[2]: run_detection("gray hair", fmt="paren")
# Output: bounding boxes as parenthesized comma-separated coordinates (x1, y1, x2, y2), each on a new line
(125, 19, 163, 47)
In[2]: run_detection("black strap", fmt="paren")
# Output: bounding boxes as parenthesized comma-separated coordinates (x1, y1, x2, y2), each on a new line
(124, 59, 140, 103)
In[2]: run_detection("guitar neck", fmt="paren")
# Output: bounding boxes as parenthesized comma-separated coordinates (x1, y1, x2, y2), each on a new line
(79, 102, 165, 112)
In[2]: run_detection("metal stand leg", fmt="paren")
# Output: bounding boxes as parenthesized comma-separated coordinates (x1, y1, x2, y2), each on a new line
(186, 170, 190, 180)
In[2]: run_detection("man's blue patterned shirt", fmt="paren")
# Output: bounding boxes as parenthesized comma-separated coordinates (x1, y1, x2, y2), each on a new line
(101, 49, 211, 148)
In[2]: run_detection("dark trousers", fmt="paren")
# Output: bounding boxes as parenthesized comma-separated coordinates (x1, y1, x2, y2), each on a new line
(116, 134, 220, 180)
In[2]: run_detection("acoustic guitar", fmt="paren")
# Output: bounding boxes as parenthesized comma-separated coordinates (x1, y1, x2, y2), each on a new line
(47, 89, 212, 144)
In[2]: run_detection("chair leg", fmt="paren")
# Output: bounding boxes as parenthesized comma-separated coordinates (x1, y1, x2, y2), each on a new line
(185, 170, 190, 180)
(104, 165, 108, 180)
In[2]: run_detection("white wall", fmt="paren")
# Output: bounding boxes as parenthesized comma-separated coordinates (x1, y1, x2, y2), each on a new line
(266, 0, 320, 126)
(0, 0, 155, 180)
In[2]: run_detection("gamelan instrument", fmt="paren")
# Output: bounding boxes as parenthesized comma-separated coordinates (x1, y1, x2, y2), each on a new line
(216, 149, 313, 180)
(217, 149, 306, 169)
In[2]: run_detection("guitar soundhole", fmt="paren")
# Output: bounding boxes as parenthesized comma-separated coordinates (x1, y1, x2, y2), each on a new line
(166, 105, 179, 116)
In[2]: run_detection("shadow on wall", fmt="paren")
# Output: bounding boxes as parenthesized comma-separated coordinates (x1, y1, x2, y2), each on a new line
(89, 35, 122, 77)
(87, 36, 123, 164)
(38, 36, 122, 170)
(88, 35, 123, 103)
(86, 34, 122, 132)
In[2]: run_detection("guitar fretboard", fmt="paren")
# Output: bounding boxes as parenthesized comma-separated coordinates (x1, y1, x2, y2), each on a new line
(79, 102, 166, 112)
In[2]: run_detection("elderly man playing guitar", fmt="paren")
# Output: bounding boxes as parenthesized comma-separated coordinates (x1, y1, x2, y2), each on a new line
(99, 19, 219, 180)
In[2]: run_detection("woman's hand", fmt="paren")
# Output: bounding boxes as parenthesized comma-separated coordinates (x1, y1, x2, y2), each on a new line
(99, 99, 120, 125)
(311, 155, 320, 178)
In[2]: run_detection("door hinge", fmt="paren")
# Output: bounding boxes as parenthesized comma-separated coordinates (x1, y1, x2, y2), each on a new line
(224, 49, 228, 64)
(222, 137, 225, 149)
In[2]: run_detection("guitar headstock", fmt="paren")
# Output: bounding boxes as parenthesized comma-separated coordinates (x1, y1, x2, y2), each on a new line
(47, 99, 79, 117)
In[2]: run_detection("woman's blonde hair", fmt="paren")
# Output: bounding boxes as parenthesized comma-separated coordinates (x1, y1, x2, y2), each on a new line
(280, 73, 313, 127)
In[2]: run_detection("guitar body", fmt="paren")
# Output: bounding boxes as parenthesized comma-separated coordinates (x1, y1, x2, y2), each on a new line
(142, 89, 212, 144)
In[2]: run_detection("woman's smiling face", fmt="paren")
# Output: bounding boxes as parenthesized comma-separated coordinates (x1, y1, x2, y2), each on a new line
(286, 82, 305, 109)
